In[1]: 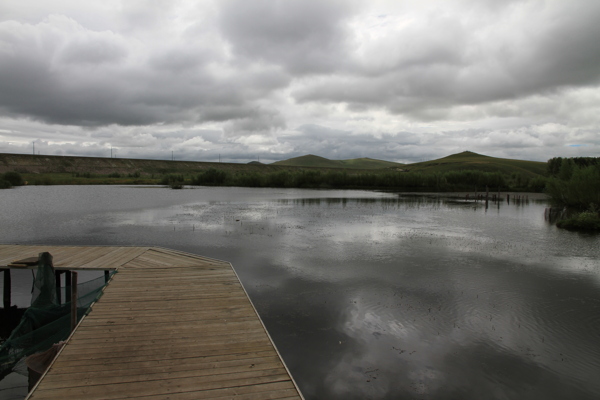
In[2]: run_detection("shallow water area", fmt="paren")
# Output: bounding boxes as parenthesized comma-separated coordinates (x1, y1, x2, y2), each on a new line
(1, 185, 599, 399)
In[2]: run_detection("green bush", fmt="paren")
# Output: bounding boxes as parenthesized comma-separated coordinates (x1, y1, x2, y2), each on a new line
(443, 170, 506, 188)
(236, 172, 263, 187)
(265, 170, 293, 187)
(548, 157, 600, 176)
(160, 174, 185, 185)
(3, 171, 24, 186)
(193, 169, 228, 186)
(558, 159, 575, 181)
(528, 176, 547, 192)
(546, 165, 600, 209)
(184, 167, 516, 191)
(556, 211, 600, 231)
(0, 179, 12, 189)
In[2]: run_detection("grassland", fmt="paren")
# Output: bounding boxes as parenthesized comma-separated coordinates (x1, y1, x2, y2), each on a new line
(404, 151, 546, 178)
(0, 153, 298, 186)
(1, 150, 548, 192)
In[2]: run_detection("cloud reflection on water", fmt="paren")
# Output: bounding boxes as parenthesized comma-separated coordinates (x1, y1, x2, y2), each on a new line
(1, 186, 599, 399)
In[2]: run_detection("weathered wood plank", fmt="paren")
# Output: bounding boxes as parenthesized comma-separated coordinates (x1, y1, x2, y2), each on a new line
(0, 245, 151, 270)
(83, 310, 255, 326)
(30, 373, 292, 400)
(3, 244, 303, 400)
(63, 333, 270, 356)
(47, 350, 277, 374)
(85, 303, 255, 317)
(84, 297, 251, 309)
(64, 338, 270, 355)
(117, 382, 298, 400)
(41, 359, 285, 388)
(46, 356, 282, 387)
(49, 346, 277, 369)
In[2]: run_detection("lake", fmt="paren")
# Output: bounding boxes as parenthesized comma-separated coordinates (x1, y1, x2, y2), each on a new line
(1, 185, 599, 399)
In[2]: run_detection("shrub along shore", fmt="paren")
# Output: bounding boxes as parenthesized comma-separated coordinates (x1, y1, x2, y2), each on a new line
(544, 157, 600, 231)
(3, 164, 540, 192)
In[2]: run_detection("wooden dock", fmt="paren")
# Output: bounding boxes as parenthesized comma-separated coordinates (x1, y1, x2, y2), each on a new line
(0, 245, 303, 400)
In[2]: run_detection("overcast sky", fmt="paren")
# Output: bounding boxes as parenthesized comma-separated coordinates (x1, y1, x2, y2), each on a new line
(1, 0, 599, 164)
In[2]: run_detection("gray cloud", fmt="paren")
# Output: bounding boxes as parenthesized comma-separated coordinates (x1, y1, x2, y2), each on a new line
(218, 0, 357, 74)
(0, 13, 289, 129)
(59, 32, 129, 65)
(295, 2, 600, 119)
(223, 108, 286, 137)
(0, 1, 599, 163)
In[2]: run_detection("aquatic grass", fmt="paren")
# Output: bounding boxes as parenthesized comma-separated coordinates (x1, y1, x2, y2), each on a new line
(556, 211, 600, 231)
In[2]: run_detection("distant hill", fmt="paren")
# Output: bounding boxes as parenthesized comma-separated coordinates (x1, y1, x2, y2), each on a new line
(271, 151, 547, 177)
(405, 151, 546, 178)
(272, 154, 404, 169)
(0, 151, 547, 181)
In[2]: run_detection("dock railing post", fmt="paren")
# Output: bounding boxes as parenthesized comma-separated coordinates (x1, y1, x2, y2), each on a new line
(55, 271, 62, 305)
(3, 269, 10, 309)
(71, 271, 78, 332)
(65, 270, 72, 304)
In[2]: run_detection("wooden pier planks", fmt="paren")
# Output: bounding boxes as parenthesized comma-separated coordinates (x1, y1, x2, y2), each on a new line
(0, 245, 150, 270)
(4, 245, 304, 400)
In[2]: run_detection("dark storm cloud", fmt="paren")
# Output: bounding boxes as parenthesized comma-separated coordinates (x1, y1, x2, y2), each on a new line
(0, 14, 289, 130)
(217, 0, 357, 75)
(1, 1, 599, 162)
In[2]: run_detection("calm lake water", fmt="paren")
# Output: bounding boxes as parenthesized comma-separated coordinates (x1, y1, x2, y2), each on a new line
(1, 185, 599, 399)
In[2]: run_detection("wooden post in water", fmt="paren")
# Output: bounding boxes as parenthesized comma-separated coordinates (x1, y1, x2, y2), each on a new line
(485, 186, 489, 210)
(70, 271, 78, 332)
(3, 269, 10, 309)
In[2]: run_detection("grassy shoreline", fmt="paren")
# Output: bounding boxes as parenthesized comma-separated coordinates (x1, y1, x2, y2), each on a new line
(0, 151, 553, 194)
(7, 169, 544, 192)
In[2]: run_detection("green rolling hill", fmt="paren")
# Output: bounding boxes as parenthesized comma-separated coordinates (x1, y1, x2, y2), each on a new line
(273, 151, 546, 177)
(272, 154, 404, 169)
(404, 151, 546, 178)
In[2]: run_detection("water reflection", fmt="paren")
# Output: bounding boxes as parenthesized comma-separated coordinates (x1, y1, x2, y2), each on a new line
(0, 186, 599, 399)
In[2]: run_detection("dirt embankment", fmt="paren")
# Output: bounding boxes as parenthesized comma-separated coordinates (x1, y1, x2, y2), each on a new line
(0, 153, 289, 176)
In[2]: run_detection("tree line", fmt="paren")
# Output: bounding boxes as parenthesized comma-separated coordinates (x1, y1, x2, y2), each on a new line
(191, 168, 511, 191)
(545, 157, 600, 210)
